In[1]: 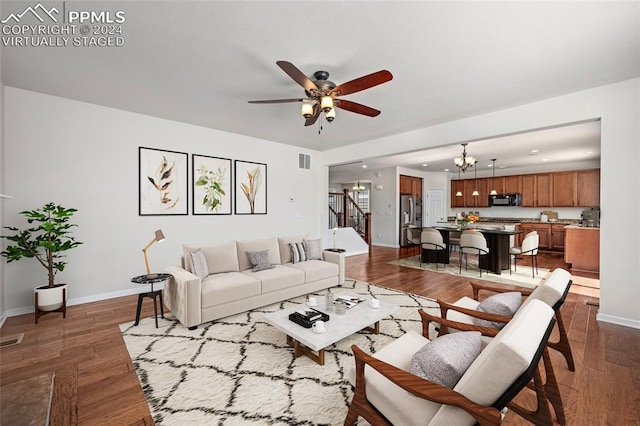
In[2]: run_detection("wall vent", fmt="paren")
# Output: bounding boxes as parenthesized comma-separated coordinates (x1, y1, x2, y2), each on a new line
(298, 153, 311, 169)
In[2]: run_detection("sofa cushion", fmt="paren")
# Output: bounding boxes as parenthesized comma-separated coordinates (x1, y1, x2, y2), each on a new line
(241, 265, 304, 293)
(445, 296, 481, 331)
(286, 260, 339, 283)
(473, 292, 522, 329)
(246, 249, 276, 272)
(183, 241, 239, 274)
(190, 250, 209, 280)
(409, 331, 482, 388)
(289, 242, 307, 264)
(237, 238, 281, 271)
(278, 236, 304, 264)
(201, 272, 261, 308)
(303, 238, 323, 260)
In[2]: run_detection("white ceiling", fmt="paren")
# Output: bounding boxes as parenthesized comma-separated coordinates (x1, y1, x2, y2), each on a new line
(1, 1, 638, 171)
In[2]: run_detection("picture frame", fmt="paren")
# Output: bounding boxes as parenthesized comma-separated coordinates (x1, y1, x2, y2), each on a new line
(192, 154, 232, 215)
(235, 160, 267, 214)
(139, 147, 188, 216)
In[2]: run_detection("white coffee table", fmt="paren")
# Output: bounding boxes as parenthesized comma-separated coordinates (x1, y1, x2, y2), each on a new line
(263, 295, 398, 365)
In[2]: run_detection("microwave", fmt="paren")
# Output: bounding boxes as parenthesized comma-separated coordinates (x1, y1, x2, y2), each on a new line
(489, 193, 521, 207)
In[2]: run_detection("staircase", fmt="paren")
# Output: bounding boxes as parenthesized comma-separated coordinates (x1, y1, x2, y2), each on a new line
(329, 189, 371, 248)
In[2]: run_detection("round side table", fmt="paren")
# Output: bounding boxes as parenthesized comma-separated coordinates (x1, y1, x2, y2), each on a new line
(131, 273, 172, 328)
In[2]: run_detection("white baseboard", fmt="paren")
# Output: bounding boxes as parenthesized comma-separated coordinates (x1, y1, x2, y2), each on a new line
(596, 313, 640, 329)
(372, 242, 398, 248)
(345, 249, 369, 257)
(0, 312, 7, 329)
(1, 283, 164, 319)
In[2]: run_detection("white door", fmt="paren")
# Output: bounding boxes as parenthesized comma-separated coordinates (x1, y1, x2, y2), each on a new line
(425, 189, 445, 227)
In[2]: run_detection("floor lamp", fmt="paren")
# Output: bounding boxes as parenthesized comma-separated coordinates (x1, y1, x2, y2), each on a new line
(142, 229, 165, 278)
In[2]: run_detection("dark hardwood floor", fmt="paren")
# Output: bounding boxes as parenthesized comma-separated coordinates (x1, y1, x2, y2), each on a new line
(1, 247, 638, 425)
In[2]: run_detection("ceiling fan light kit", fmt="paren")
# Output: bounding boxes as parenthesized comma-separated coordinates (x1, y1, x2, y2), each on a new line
(249, 61, 393, 131)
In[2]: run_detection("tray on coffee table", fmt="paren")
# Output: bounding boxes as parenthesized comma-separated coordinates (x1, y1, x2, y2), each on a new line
(263, 295, 398, 365)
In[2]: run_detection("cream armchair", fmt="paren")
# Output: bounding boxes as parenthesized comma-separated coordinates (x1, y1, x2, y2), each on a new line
(345, 299, 557, 426)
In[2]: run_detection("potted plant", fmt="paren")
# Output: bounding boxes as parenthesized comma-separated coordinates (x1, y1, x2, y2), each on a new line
(1, 203, 82, 314)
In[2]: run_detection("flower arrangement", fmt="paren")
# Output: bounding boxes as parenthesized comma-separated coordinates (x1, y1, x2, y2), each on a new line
(456, 212, 479, 228)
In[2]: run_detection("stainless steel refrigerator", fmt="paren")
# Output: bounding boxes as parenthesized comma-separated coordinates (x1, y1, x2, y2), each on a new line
(399, 194, 421, 246)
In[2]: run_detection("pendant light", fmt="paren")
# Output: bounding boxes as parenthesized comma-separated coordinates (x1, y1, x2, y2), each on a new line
(455, 169, 463, 197)
(489, 159, 498, 195)
(472, 160, 479, 196)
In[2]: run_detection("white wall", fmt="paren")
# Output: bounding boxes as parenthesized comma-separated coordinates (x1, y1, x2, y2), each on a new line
(3, 88, 326, 313)
(324, 78, 640, 329)
(0, 64, 5, 321)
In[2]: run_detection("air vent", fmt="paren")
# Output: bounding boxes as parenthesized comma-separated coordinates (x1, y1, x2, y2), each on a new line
(299, 153, 310, 169)
(0, 333, 24, 348)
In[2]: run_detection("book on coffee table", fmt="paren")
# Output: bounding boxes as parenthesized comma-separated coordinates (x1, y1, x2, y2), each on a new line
(295, 308, 323, 322)
(336, 295, 366, 309)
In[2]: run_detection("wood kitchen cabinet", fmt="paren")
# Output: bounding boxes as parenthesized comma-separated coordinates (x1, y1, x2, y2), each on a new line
(503, 175, 522, 194)
(400, 175, 423, 200)
(521, 173, 552, 207)
(552, 169, 600, 207)
(565, 227, 600, 274)
(464, 178, 489, 207)
(576, 169, 600, 206)
(517, 223, 551, 249)
(550, 224, 566, 250)
(487, 176, 505, 195)
(451, 180, 465, 207)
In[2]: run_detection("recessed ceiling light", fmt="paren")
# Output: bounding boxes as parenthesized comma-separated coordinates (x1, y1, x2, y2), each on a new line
(499, 165, 507, 169)
(362, 164, 367, 168)
(444, 168, 450, 172)
(422, 163, 428, 167)
(542, 158, 549, 162)
(488, 164, 493, 168)
(530, 149, 539, 153)
(587, 151, 594, 154)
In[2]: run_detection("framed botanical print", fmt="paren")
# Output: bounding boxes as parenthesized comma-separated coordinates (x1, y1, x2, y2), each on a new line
(235, 160, 267, 214)
(139, 147, 188, 215)
(192, 154, 232, 215)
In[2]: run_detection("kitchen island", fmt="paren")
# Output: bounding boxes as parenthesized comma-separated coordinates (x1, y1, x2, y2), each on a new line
(430, 226, 522, 275)
(564, 225, 600, 275)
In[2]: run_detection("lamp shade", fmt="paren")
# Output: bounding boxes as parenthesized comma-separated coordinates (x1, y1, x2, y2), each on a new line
(301, 102, 314, 118)
(155, 229, 165, 243)
(320, 96, 333, 113)
(324, 108, 335, 122)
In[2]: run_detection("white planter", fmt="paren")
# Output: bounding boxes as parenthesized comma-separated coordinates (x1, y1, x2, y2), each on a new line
(34, 284, 68, 311)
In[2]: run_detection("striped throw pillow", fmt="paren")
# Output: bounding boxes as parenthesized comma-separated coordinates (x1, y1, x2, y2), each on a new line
(289, 242, 307, 264)
(190, 250, 209, 280)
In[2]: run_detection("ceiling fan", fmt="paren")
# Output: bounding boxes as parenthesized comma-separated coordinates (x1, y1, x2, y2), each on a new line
(248, 61, 393, 127)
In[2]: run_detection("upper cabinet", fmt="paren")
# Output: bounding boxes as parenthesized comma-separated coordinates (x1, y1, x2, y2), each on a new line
(576, 169, 600, 207)
(400, 175, 423, 199)
(450, 169, 599, 208)
(552, 169, 600, 207)
(521, 173, 552, 207)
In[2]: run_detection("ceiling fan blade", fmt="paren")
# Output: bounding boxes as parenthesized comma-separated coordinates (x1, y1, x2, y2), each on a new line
(305, 103, 320, 126)
(335, 99, 381, 117)
(329, 70, 393, 97)
(248, 98, 304, 104)
(276, 61, 318, 93)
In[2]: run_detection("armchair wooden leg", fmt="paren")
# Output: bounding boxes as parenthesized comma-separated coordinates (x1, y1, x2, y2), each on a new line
(541, 348, 566, 425)
(548, 310, 576, 372)
(507, 357, 554, 426)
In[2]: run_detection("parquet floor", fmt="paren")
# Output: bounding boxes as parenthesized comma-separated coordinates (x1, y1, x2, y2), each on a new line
(1, 247, 638, 425)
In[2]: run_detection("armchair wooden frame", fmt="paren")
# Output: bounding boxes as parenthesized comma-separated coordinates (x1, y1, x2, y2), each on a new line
(423, 308, 566, 425)
(344, 309, 558, 426)
(467, 279, 575, 372)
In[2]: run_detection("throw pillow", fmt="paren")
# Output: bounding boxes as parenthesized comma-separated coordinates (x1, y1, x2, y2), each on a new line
(409, 331, 482, 389)
(246, 249, 275, 272)
(289, 242, 307, 264)
(473, 292, 522, 329)
(190, 250, 209, 280)
(303, 238, 322, 260)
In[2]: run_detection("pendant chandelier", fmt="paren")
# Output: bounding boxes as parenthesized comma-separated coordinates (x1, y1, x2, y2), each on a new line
(489, 159, 498, 195)
(454, 143, 476, 172)
(353, 181, 365, 191)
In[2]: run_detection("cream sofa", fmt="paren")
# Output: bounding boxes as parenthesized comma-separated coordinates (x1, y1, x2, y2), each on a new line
(164, 236, 345, 328)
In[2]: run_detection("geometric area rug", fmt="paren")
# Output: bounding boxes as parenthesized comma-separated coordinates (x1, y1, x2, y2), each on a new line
(120, 280, 440, 425)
